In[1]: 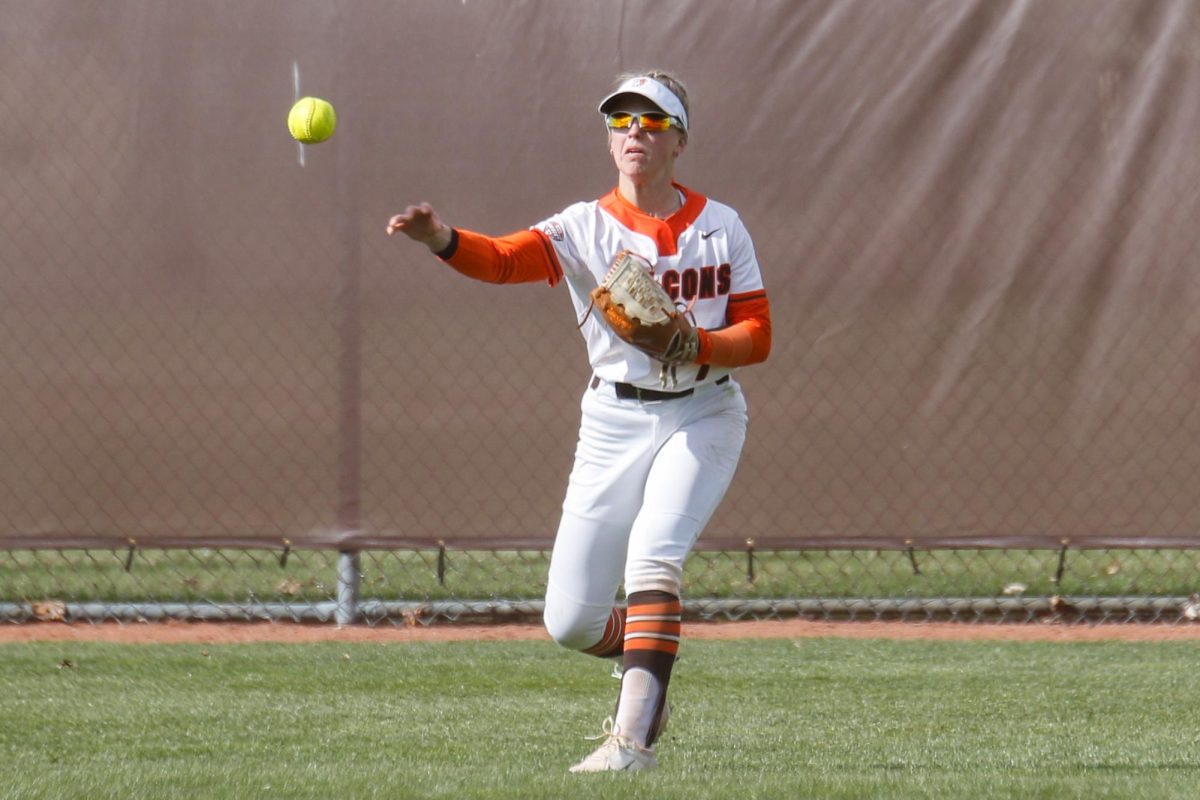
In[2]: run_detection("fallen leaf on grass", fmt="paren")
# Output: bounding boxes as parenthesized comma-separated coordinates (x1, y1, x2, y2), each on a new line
(402, 606, 428, 628)
(31, 601, 67, 622)
(1183, 594, 1200, 621)
(276, 579, 302, 596)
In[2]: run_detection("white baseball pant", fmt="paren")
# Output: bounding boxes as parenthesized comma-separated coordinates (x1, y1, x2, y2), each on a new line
(543, 376, 748, 650)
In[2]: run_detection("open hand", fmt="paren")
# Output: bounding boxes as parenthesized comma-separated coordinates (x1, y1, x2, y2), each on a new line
(386, 203, 452, 252)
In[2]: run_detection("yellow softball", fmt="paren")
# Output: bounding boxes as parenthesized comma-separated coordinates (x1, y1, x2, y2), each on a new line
(287, 96, 337, 144)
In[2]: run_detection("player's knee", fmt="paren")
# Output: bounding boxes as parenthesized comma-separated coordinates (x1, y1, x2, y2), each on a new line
(542, 599, 607, 651)
(542, 612, 602, 651)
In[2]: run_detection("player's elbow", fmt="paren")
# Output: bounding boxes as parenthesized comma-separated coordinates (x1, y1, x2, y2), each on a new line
(740, 317, 771, 365)
(749, 327, 771, 364)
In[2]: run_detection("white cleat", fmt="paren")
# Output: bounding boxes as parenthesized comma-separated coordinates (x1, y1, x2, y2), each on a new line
(568, 719, 658, 773)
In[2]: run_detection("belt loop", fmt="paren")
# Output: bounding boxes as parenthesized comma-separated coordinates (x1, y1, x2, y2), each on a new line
(696, 364, 711, 383)
(590, 375, 600, 391)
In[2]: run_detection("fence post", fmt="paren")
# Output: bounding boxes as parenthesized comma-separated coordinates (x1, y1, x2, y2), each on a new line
(1053, 539, 1070, 585)
(332, 86, 363, 630)
(336, 550, 361, 626)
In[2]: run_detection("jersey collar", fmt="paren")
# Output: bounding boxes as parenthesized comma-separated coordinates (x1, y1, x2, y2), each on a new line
(598, 183, 707, 257)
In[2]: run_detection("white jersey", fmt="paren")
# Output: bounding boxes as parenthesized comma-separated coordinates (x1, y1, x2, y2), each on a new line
(534, 185, 765, 390)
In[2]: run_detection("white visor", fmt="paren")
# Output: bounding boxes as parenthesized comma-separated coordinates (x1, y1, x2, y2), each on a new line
(598, 76, 688, 133)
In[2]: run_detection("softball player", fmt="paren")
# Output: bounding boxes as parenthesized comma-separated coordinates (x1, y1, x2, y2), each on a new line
(387, 71, 772, 772)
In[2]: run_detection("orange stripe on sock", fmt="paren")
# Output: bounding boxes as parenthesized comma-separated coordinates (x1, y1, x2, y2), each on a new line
(622, 638, 680, 654)
(626, 621, 681, 636)
(625, 602, 681, 616)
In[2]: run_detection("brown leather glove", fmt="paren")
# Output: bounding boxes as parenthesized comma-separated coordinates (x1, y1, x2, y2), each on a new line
(589, 250, 699, 365)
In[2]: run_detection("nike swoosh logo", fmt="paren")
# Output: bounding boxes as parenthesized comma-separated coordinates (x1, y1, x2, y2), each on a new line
(699, 228, 721, 240)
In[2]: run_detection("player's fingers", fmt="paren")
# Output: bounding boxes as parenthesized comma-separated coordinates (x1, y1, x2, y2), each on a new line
(387, 204, 441, 239)
(387, 208, 423, 235)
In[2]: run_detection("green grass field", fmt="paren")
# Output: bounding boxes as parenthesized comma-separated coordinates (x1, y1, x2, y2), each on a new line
(2, 637, 1199, 799)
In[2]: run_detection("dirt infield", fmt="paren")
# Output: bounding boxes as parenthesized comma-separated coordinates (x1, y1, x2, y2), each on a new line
(4, 619, 1200, 644)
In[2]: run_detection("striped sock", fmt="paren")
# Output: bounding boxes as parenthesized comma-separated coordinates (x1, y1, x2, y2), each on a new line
(582, 606, 625, 658)
(623, 590, 682, 667)
(615, 590, 682, 745)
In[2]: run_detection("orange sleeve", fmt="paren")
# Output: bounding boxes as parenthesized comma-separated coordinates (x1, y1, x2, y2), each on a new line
(696, 291, 772, 367)
(438, 228, 563, 286)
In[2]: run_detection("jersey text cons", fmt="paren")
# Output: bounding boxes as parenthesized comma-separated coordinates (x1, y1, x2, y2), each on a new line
(659, 264, 732, 302)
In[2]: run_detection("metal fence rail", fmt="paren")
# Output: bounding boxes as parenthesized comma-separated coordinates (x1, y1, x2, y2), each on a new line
(4, 536, 1199, 626)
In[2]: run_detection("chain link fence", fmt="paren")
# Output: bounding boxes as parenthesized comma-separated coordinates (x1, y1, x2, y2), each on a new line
(5, 2, 1200, 627)
(5, 537, 1200, 626)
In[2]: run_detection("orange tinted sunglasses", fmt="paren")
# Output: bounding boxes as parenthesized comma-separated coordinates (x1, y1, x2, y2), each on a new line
(605, 111, 681, 133)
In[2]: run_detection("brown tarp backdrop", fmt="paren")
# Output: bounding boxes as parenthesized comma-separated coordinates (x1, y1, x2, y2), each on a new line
(3, 0, 1200, 547)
